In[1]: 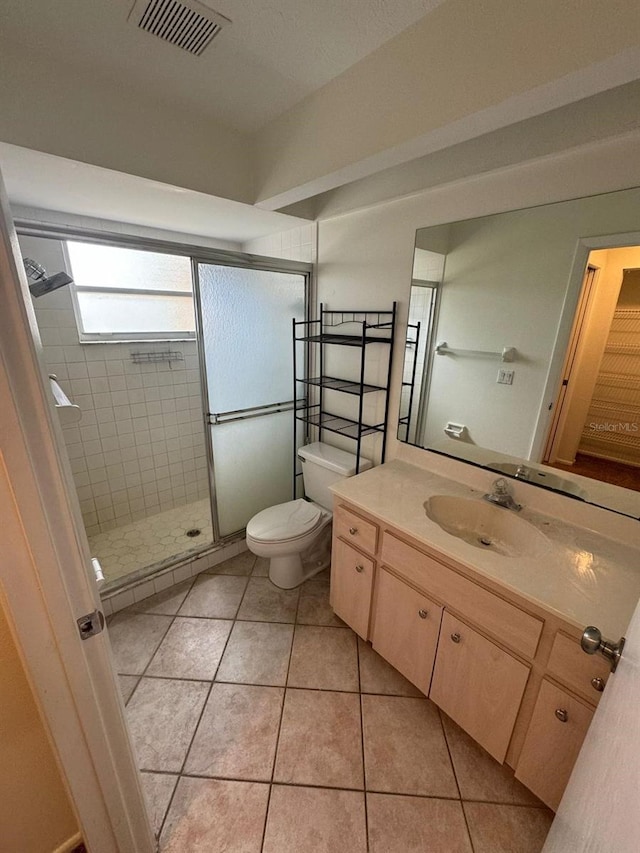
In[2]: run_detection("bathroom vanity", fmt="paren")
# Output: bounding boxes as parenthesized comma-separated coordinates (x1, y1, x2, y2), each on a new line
(329, 460, 640, 811)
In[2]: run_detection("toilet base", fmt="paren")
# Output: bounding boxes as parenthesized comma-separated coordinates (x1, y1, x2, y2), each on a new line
(268, 524, 332, 589)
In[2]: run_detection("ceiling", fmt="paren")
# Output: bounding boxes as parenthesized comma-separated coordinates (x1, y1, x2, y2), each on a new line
(0, 143, 307, 243)
(0, 0, 445, 133)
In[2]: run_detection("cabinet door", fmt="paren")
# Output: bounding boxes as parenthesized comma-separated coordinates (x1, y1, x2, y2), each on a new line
(371, 568, 443, 694)
(515, 679, 594, 811)
(330, 538, 375, 639)
(430, 611, 530, 763)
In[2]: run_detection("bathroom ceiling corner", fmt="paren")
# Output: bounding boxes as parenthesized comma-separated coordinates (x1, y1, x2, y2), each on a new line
(0, 143, 310, 244)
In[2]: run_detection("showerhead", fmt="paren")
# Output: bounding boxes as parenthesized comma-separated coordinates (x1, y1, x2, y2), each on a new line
(23, 257, 73, 298)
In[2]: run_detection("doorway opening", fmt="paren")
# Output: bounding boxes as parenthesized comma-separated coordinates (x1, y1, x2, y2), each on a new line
(544, 245, 640, 491)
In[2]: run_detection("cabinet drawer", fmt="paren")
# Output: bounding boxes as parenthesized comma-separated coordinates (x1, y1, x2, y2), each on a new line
(515, 679, 594, 811)
(430, 612, 530, 763)
(334, 504, 378, 556)
(372, 568, 443, 695)
(381, 533, 542, 659)
(547, 632, 609, 704)
(330, 538, 375, 640)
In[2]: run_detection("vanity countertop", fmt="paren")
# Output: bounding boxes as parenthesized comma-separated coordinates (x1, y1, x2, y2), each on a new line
(331, 460, 640, 638)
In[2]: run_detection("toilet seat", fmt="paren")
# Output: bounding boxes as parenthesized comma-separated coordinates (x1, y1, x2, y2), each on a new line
(246, 498, 326, 544)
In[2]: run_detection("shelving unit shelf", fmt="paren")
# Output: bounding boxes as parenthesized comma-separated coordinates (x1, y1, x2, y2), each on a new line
(293, 303, 397, 493)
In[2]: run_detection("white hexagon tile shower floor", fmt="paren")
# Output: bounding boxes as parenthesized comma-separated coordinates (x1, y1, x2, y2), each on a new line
(89, 499, 213, 583)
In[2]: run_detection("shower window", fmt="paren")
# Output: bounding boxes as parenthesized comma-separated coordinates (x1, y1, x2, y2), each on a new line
(65, 241, 196, 341)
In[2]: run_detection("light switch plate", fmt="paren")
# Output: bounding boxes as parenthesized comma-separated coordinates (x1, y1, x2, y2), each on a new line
(497, 369, 515, 385)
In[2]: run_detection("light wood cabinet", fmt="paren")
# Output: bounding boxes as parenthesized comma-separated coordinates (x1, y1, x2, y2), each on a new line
(546, 632, 609, 704)
(371, 567, 443, 694)
(329, 498, 608, 810)
(381, 533, 543, 658)
(515, 679, 594, 810)
(330, 537, 375, 639)
(430, 611, 530, 763)
(334, 504, 378, 556)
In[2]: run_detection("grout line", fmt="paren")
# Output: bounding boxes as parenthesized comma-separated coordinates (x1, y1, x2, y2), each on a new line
(438, 708, 463, 801)
(127, 588, 186, 842)
(260, 587, 298, 853)
(439, 708, 476, 853)
(154, 570, 246, 843)
(460, 801, 477, 853)
(356, 637, 370, 853)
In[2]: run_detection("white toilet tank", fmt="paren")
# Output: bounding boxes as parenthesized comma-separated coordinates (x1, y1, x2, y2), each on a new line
(298, 442, 372, 510)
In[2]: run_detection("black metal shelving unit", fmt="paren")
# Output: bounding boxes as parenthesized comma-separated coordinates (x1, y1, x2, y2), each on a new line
(292, 303, 397, 496)
(398, 321, 422, 443)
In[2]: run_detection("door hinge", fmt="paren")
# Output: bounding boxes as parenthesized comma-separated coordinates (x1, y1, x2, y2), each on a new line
(77, 609, 105, 640)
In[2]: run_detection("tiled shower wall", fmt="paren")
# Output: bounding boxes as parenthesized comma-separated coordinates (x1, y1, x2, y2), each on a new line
(242, 223, 316, 263)
(25, 237, 209, 537)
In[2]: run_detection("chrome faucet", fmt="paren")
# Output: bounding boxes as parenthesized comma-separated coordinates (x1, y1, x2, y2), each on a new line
(483, 478, 522, 512)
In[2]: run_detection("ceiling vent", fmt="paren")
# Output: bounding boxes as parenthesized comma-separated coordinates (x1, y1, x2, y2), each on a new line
(129, 0, 230, 56)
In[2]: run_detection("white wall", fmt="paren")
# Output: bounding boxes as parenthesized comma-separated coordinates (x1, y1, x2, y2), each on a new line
(21, 235, 209, 537)
(316, 132, 640, 471)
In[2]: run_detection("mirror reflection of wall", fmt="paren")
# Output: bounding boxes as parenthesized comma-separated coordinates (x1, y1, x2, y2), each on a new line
(398, 186, 640, 518)
(398, 248, 444, 443)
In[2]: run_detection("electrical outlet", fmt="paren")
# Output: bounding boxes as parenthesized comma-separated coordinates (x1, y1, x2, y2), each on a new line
(497, 369, 515, 385)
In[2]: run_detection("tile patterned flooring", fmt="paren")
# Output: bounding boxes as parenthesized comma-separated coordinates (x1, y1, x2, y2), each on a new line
(90, 498, 213, 583)
(108, 551, 554, 852)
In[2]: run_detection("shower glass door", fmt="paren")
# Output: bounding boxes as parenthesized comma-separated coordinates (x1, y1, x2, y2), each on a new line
(196, 262, 307, 538)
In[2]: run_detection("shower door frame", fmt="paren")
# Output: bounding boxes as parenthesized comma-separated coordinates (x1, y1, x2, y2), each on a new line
(191, 254, 312, 544)
(16, 218, 313, 559)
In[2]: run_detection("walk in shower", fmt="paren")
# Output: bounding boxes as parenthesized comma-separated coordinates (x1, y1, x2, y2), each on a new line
(19, 226, 310, 591)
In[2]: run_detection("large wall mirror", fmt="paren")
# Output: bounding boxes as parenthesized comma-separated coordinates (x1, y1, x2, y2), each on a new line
(398, 186, 640, 519)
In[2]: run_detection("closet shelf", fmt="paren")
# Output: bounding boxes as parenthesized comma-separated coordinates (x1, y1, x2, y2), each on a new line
(301, 375, 385, 395)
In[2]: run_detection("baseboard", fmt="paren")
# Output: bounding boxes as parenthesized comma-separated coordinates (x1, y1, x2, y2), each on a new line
(52, 832, 84, 853)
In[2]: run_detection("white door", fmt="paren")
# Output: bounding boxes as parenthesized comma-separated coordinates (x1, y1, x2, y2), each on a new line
(0, 171, 153, 850)
(543, 603, 640, 852)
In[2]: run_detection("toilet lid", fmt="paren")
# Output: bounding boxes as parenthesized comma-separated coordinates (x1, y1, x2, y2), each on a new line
(246, 499, 324, 542)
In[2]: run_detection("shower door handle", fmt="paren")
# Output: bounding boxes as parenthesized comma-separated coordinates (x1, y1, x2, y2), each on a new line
(208, 399, 296, 426)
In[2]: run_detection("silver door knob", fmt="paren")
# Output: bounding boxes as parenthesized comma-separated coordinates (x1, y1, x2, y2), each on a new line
(555, 708, 568, 723)
(581, 626, 626, 673)
(418, 609, 428, 619)
(349, 527, 358, 535)
(451, 632, 461, 643)
(591, 677, 605, 693)
(355, 564, 364, 573)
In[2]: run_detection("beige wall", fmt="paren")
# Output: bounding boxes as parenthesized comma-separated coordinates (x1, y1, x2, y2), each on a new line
(255, 0, 640, 205)
(0, 593, 78, 852)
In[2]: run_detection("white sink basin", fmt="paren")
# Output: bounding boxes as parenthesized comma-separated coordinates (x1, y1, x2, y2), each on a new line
(424, 495, 550, 558)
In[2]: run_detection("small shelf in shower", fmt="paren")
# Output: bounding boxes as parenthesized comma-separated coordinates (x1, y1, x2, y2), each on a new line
(130, 349, 184, 366)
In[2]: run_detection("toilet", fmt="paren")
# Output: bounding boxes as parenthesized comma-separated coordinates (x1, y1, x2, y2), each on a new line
(246, 442, 372, 589)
